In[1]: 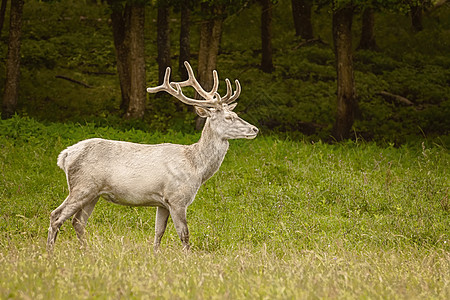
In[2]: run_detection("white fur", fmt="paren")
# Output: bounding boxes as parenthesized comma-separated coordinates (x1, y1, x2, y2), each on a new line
(47, 107, 258, 250)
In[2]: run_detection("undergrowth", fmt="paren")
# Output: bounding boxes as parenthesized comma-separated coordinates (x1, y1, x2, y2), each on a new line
(0, 0, 449, 143)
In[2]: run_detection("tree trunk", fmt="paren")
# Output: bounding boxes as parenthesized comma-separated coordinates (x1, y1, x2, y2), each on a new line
(125, 2, 146, 119)
(197, 4, 223, 129)
(109, 1, 131, 113)
(331, 5, 357, 141)
(198, 9, 223, 93)
(0, 0, 8, 36)
(2, 0, 23, 120)
(291, 0, 313, 40)
(411, 4, 423, 32)
(179, 3, 191, 80)
(260, 0, 274, 73)
(358, 7, 378, 50)
(157, 3, 171, 85)
(109, 1, 146, 119)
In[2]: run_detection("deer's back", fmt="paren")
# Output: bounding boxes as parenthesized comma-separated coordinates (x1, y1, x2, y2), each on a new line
(58, 138, 201, 207)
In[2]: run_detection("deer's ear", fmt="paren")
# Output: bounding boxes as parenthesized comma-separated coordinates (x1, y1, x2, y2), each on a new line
(227, 103, 238, 111)
(195, 106, 211, 118)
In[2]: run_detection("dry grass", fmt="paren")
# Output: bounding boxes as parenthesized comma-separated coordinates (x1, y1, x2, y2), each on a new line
(1, 234, 450, 299)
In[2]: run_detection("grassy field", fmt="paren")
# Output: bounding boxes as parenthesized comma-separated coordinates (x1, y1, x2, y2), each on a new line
(0, 116, 449, 299)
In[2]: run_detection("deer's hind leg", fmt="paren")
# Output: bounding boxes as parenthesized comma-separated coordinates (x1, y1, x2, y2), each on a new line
(47, 188, 99, 251)
(154, 206, 170, 251)
(72, 198, 99, 247)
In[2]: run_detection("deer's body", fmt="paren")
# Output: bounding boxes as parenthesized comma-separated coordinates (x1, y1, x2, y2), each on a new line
(57, 124, 228, 208)
(59, 139, 199, 207)
(47, 62, 258, 251)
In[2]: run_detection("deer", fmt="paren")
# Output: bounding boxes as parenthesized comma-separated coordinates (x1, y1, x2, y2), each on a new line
(46, 61, 259, 251)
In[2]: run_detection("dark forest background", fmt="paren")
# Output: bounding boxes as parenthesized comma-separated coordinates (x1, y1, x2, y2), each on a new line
(1, 0, 449, 145)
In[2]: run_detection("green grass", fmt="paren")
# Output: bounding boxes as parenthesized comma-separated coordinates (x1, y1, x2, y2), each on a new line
(1, 116, 449, 299)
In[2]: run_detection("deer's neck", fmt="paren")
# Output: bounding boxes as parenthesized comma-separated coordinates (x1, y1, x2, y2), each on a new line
(190, 119, 229, 183)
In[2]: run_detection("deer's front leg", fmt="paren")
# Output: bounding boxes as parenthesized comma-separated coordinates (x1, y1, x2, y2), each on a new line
(170, 207, 190, 250)
(154, 206, 170, 251)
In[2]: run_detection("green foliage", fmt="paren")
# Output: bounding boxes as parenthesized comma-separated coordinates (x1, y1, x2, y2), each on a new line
(0, 117, 449, 298)
(0, 0, 449, 144)
(352, 49, 450, 142)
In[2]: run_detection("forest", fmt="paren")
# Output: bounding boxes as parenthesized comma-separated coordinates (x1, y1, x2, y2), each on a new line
(0, 0, 448, 144)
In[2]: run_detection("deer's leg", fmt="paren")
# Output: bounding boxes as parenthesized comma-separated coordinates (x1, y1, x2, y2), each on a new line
(72, 198, 99, 247)
(47, 196, 69, 249)
(47, 189, 98, 251)
(170, 207, 190, 250)
(154, 206, 170, 251)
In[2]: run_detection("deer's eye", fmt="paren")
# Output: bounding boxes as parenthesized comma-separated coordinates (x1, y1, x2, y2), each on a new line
(225, 115, 234, 121)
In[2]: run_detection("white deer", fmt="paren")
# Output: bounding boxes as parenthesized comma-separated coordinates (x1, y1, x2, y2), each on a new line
(47, 61, 258, 251)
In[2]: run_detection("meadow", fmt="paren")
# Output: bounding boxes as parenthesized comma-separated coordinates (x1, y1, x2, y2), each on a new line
(0, 116, 449, 299)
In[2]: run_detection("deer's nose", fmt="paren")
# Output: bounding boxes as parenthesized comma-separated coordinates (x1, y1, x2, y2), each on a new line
(252, 127, 259, 134)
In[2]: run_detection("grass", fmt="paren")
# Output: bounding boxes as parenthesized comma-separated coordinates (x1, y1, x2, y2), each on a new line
(1, 116, 449, 299)
(2, 240, 449, 299)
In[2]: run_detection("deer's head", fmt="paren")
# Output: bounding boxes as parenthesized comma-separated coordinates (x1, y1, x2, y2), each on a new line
(147, 62, 258, 140)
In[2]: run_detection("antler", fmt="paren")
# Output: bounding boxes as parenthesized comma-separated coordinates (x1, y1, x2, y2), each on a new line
(221, 78, 241, 104)
(146, 61, 241, 107)
(177, 61, 219, 101)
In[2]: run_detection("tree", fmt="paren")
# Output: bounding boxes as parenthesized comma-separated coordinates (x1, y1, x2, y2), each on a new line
(196, 1, 247, 93)
(194, 1, 248, 129)
(291, 0, 313, 39)
(108, 0, 146, 120)
(358, 7, 378, 50)
(0, 0, 8, 36)
(157, 0, 171, 85)
(109, 0, 130, 113)
(410, 1, 424, 32)
(330, 0, 427, 139)
(195, 3, 224, 128)
(126, 2, 146, 119)
(331, 3, 357, 141)
(178, 1, 191, 80)
(260, 0, 274, 73)
(197, 3, 224, 94)
(2, 0, 24, 120)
